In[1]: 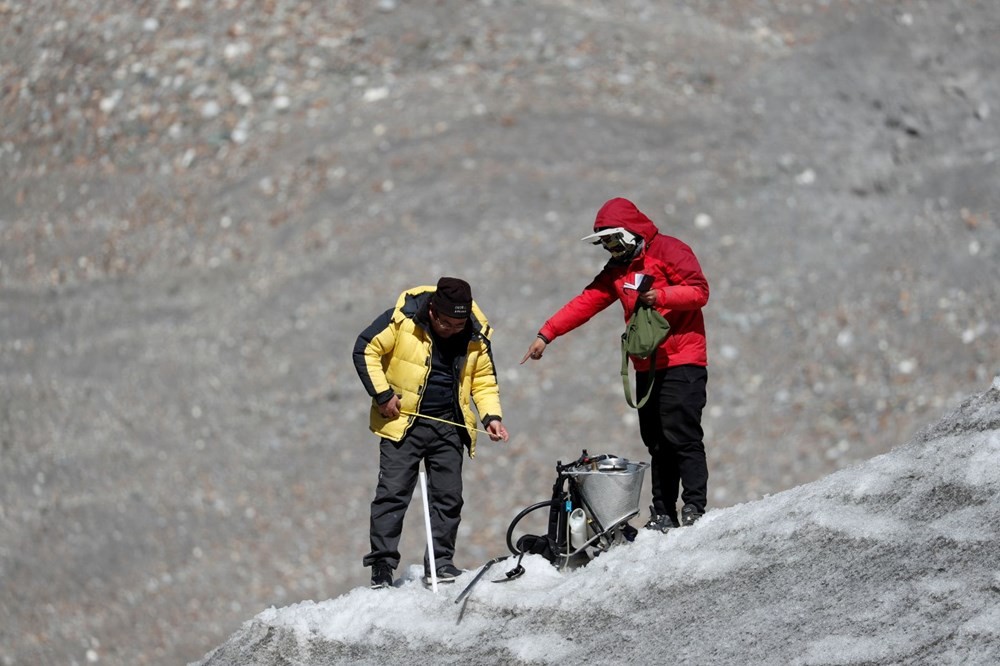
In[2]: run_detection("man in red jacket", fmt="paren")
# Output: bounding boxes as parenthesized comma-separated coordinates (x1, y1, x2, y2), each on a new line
(521, 197, 710, 530)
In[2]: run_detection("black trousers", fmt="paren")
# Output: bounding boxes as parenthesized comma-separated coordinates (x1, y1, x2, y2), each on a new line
(363, 419, 464, 571)
(636, 364, 709, 521)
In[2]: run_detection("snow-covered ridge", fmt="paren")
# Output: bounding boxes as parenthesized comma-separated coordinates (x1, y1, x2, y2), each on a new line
(198, 378, 1000, 666)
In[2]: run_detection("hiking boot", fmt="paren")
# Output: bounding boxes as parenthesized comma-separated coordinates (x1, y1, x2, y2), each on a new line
(424, 563, 464, 585)
(643, 506, 679, 533)
(620, 522, 638, 542)
(681, 505, 704, 527)
(370, 561, 393, 589)
(436, 564, 465, 581)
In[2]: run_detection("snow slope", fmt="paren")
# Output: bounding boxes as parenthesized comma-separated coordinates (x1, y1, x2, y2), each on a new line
(198, 377, 1000, 666)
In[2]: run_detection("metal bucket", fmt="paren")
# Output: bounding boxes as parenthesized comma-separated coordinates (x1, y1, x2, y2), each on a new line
(563, 457, 648, 532)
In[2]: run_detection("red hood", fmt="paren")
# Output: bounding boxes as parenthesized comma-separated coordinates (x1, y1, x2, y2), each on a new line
(593, 198, 659, 243)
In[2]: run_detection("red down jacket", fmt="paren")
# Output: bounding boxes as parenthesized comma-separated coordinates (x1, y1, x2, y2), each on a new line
(538, 198, 709, 372)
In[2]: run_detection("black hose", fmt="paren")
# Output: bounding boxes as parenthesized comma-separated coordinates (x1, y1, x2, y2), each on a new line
(505, 500, 558, 555)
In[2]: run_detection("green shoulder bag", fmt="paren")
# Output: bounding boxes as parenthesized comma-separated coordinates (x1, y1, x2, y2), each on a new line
(620, 303, 671, 408)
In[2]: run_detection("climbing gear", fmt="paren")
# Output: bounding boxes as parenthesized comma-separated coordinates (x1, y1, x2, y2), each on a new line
(454, 556, 511, 605)
(455, 450, 647, 605)
(505, 450, 647, 568)
(418, 468, 439, 592)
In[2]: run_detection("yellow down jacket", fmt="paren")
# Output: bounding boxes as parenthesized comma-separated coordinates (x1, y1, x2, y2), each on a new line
(352, 285, 503, 458)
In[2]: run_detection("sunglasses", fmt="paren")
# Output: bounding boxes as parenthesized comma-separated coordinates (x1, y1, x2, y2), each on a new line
(429, 308, 468, 332)
(599, 234, 630, 254)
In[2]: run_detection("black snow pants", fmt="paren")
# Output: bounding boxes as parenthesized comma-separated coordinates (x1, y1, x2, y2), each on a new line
(636, 364, 709, 522)
(363, 419, 465, 571)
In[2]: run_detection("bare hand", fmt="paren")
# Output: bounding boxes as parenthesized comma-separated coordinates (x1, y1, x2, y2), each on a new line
(378, 394, 401, 419)
(520, 338, 547, 364)
(486, 420, 509, 442)
(639, 288, 659, 307)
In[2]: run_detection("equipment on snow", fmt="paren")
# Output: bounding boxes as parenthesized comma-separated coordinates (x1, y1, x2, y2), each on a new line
(455, 450, 647, 604)
(455, 449, 649, 603)
(453, 556, 513, 605)
(505, 450, 646, 566)
(419, 469, 439, 593)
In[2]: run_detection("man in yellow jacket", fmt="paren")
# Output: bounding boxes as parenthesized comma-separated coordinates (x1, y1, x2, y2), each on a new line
(353, 277, 509, 589)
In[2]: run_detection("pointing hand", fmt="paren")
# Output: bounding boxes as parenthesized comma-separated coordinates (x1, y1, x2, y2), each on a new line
(520, 338, 547, 364)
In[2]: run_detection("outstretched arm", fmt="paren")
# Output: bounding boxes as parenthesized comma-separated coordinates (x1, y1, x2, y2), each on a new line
(523, 273, 617, 362)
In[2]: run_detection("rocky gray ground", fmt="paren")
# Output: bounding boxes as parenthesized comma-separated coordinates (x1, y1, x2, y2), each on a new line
(1, 1, 997, 664)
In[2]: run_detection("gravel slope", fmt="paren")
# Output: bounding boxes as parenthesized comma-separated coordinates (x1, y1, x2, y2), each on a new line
(1, 1, 997, 664)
